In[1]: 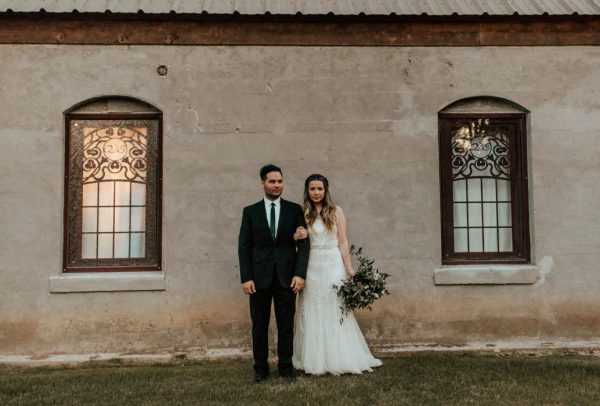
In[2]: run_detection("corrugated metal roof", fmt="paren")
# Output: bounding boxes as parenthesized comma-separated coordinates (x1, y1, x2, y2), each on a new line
(1, 0, 600, 15)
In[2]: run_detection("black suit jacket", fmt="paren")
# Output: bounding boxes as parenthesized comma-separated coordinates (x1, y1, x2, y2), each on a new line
(238, 198, 310, 289)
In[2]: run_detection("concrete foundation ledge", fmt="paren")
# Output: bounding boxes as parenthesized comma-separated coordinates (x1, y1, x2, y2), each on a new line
(4, 341, 600, 365)
(49, 272, 166, 293)
(433, 264, 540, 285)
(0, 348, 252, 365)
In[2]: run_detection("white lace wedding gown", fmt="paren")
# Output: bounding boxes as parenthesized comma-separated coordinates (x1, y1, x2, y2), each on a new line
(292, 216, 382, 375)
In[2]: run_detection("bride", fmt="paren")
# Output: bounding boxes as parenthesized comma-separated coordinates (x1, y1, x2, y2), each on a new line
(292, 174, 382, 375)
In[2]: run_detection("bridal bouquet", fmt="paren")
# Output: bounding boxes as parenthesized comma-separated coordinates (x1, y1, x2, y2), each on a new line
(333, 245, 390, 323)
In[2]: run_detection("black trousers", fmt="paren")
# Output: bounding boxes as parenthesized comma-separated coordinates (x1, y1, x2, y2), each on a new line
(249, 267, 296, 375)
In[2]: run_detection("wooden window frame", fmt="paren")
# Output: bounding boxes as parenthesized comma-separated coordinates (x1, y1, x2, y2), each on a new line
(63, 112, 163, 273)
(438, 113, 530, 265)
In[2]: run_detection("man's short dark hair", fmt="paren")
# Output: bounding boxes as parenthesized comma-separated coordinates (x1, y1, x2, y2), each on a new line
(260, 164, 282, 180)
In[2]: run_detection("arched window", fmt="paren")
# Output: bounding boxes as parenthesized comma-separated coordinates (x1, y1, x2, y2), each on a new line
(438, 97, 530, 264)
(63, 97, 162, 272)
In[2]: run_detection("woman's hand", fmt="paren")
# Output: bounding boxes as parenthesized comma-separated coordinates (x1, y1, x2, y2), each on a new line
(346, 266, 356, 278)
(293, 226, 308, 241)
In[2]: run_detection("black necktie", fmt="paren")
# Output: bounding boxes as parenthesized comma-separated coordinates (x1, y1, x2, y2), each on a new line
(270, 202, 276, 239)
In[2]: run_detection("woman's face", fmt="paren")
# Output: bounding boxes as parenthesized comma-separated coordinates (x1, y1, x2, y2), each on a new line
(308, 180, 326, 203)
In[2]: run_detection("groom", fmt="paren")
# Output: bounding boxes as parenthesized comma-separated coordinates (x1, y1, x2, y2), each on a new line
(238, 164, 310, 382)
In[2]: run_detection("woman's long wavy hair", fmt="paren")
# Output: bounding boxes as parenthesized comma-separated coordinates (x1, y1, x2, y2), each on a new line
(303, 174, 337, 232)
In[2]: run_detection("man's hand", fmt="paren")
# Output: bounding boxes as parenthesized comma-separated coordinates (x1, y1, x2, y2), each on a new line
(242, 280, 256, 295)
(290, 276, 305, 293)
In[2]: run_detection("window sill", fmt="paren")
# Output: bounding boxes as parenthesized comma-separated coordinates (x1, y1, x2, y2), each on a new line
(433, 264, 539, 285)
(49, 272, 166, 293)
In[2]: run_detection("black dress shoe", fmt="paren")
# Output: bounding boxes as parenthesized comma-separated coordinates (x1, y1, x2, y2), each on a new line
(279, 369, 296, 381)
(254, 371, 269, 383)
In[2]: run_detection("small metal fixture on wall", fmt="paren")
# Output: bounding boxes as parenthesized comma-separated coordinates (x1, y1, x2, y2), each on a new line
(157, 65, 168, 76)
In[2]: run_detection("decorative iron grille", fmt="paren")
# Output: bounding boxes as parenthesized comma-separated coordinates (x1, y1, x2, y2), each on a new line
(451, 119, 512, 253)
(64, 115, 161, 271)
(439, 114, 529, 264)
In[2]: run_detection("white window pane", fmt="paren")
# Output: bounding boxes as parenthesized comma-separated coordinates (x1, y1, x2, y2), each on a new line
(454, 228, 468, 253)
(467, 178, 481, 202)
(453, 179, 467, 202)
(98, 234, 113, 258)
(482, 179, 496, 202)
(114, 233, 130, 258)
(498, 203, 512, 226)
(82, 234, 97, 259)
(82, 183, 98, 206)
(499, 228, 513, 252)
(453, 203, 467, 227)
(131, 183, 146, 206)
(115, 207, 130, 232)
(82, 208, 97, 232)
(115, 181, 131, 206)
(497, 179, 511, 201)
(468, 203, 482, 227)
(99, 182, 114, 206)
(483, 203, 497, 227)
(469, 228, 483, 252)
(131, 207, 146, 232)
(98, 207, 114, 232)
(130, 233, 146, 258)
(484, 228, 498, 252)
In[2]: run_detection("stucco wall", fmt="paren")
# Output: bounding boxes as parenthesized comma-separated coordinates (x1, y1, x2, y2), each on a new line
(1, 45, 599, 356)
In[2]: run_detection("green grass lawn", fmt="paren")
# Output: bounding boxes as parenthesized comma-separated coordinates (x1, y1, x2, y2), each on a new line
(2, 353, 600, 405)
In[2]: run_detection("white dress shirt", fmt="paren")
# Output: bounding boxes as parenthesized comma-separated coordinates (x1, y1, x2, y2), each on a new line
(264, 197, 281, 237)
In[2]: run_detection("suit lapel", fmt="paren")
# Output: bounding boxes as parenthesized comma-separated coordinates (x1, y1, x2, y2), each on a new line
(275, 199, 285, 241)
(255, 200, 268, 228)
(257, 198, 287, 241)
(257, 199, 279, 242)
(275, 199, 288, 241)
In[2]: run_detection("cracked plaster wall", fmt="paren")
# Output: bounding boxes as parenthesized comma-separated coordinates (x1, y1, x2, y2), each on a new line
(1, 45, 600, 356)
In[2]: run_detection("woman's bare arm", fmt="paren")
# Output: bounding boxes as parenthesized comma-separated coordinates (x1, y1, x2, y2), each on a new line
(336, 207, 355, 277)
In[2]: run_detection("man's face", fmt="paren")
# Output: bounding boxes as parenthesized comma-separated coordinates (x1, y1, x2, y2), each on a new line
(262, 171, 283, 200)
